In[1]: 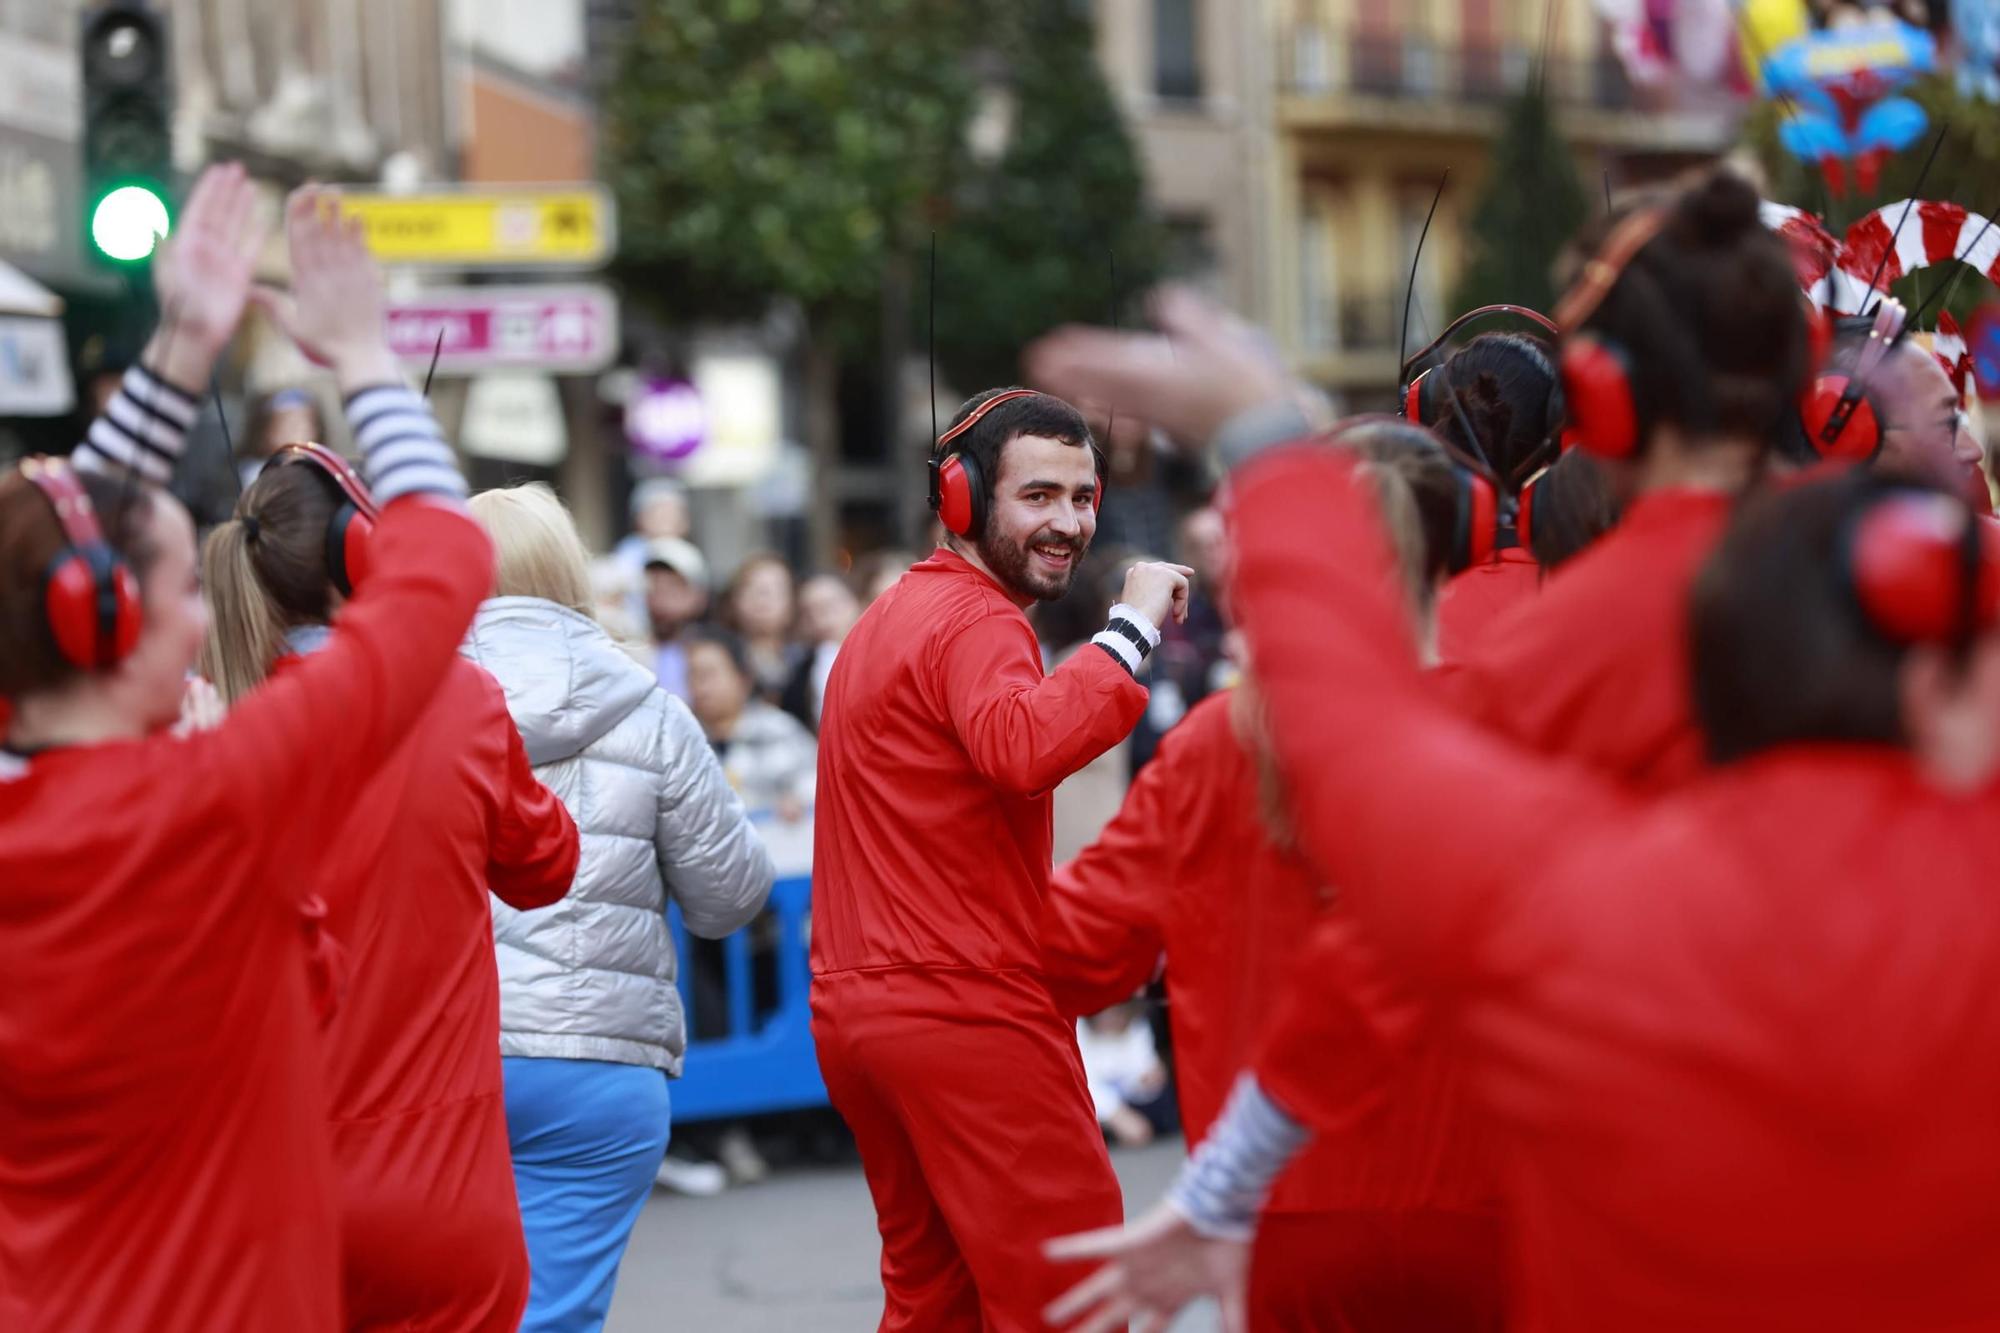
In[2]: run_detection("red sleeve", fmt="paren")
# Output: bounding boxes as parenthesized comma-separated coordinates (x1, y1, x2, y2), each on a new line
(935, 615, 1148, 797)
(1040, 734, 1179, 1017)
(1227, 447, 1629, 991)
(200, 499, 497, 839)
(485, 691, 580, 911)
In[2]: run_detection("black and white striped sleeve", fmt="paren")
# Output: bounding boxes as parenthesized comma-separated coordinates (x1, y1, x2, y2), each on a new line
(1164, 1074, 1312, 1241)
(344, 383, 467, 505)
(1091, 602, 1162, 677)
(73, 363, 199, 484)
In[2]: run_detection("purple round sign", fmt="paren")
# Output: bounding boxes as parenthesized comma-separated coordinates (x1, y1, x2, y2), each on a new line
(625, 378, 706, 466)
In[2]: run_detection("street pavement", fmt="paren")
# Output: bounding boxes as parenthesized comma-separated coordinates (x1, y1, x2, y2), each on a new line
(608, 1137, 1220, 1331)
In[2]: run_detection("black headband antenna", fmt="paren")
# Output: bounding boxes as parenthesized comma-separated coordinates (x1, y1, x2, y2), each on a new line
(1399, 171, 1449, 369)
(211, 376, 235, 461)
(1105, 247, 1117, 448)
(422, 328, 445, 398)
(929, 231, 939, 450)
(1860, 123, 1949, 315)
(1910, 196, 1999, 327)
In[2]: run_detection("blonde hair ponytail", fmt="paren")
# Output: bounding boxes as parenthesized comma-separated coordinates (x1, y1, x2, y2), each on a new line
(199, 518, 289, 704)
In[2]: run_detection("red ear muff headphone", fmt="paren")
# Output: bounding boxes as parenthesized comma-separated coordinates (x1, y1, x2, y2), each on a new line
(1399, 304, 1562, 437)
(1848, 491, 2000, 645)
(1800, 298, 1908, 463)
(268, 442, 379, 597)
(929, 388, 1104, 539)
(19, 456, 143, 670)
(1554, 207, 1672, 460)
(1449, 464, 1499, 573)
(1400, 307, 1561, 564)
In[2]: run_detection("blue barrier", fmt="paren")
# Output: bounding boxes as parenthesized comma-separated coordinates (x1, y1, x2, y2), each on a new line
(666, 815, 829, 1123)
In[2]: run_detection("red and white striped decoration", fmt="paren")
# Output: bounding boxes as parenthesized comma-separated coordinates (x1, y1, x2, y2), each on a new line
(1835, 200, 2000, 315)
(1759, 200, 1839, 295)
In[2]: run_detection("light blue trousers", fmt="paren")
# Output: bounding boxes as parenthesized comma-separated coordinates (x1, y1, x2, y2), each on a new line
(504, 1057, 673, 1333)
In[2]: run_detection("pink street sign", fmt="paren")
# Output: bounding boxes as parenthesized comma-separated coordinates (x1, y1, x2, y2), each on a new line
(385, 285, 619, 375)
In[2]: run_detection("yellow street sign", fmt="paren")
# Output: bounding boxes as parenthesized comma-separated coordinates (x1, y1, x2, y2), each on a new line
(337, 186, 615, 267)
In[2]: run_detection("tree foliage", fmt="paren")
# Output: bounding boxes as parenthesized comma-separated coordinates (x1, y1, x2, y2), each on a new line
(1451, 86, 1590, 319)
(603, 0, 974, 348)
(930, 2, 1166, 392)
(601, 0, 1163, 378)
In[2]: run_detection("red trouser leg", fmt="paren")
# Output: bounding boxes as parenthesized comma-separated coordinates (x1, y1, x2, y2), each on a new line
(813, 970, 1123, 1333)
(1248, 1210, 1507, 1333)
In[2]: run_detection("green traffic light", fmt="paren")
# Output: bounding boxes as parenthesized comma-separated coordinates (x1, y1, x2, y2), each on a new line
(90, 185, 172, 262)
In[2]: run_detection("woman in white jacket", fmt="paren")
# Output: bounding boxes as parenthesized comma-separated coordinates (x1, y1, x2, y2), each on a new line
(463, 484, 775, 1333)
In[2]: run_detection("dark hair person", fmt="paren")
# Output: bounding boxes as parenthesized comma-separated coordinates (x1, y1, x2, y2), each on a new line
(0, 169, 497, 1333)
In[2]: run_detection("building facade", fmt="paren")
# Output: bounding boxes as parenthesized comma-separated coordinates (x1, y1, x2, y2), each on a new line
(1274, 0, 1738, 407)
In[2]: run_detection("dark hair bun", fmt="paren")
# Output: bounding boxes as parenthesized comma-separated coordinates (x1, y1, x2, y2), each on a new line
(1678, 170, 1762, 248)
(1439, 371, 1516, 471)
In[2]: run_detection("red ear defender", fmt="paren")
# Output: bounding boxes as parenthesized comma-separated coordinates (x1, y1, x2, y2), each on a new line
(19, 456, 144, 670)
(1457, 468, 1498, 571)
(1402, 371, 1429, 423)
(1850, 494, 2000, 644)
(935, 453, 981, 538)
(1800, 377, 1883, 462)
(1558, 335, 1640, 459)
(1805, 298, 1907, 463)
(269, 443, 379, 597)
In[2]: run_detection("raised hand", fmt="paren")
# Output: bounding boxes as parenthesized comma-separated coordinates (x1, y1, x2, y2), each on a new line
(252, 185, 399, 393)
(1118, 560, 1195, 630)
(1026, 287, 1301, 455)
(1042, 1201, 1250, 1333)
(145, 162, 268, 391)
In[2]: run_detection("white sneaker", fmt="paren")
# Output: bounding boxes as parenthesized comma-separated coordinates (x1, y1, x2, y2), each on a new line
(715, 1126, 770, 1185)
(654, 1154, 728, 1196)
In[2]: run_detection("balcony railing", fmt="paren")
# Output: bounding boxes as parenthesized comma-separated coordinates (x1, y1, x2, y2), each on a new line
(1283, 27, 1633, 112)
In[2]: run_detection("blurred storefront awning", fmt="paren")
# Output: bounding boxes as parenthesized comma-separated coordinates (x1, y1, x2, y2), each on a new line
(0, 259, 73, 416)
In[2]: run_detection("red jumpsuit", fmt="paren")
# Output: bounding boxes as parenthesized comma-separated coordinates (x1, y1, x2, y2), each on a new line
(1041, 693, 1503, 1331)
(1234, 447, 2000, 1331)
(291, 654, 576, 1331)
(1440, 486, 1733, 789)
(1435, 548, 1539, 664)
(0, 500, 493, 1333)
(1238, 475, 1736, 1324)
(811, 548, 1148, 1330)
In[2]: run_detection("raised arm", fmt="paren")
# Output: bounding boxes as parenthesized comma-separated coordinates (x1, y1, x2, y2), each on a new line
(936, 610, 1150, 798)
(73, 163, 264, 482)
(1227, 446, 1623, 986)
(201, 186, 491, 826)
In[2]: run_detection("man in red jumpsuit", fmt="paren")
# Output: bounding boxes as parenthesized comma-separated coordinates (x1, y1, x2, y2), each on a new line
(812, 387, 1190, 1329)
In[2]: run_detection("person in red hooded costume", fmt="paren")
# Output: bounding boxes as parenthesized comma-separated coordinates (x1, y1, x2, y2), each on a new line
(811, 387, 1191, 1329)
(0, 166, 499, 1333)
(198, 188, 579, 1332)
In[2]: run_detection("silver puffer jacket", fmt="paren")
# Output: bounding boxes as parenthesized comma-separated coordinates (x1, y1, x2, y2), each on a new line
(463, 597, 774, 1074)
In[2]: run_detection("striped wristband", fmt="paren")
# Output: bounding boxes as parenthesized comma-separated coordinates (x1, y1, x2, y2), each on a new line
(1165, 1075, 1311, 1241)
(74, 364, 199, 484)
(1091, 602, 1161, 677)
(345, 384, 467, 504)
